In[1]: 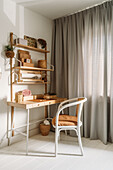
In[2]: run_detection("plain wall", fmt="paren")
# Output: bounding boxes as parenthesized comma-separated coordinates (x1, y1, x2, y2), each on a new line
(0, 0, 53, 144)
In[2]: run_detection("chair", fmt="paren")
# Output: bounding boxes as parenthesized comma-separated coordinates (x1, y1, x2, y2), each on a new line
(52, 97, 87, 156)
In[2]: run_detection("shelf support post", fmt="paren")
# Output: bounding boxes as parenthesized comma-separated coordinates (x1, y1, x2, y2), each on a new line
(45, 45, 48, 118)
(10, 32, 15, 136)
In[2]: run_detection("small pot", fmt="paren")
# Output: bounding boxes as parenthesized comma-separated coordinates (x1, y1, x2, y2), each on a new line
(5, 51, 14, 58)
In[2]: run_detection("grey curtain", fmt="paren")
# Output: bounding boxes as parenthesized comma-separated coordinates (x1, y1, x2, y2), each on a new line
(50, 1, 113, 144)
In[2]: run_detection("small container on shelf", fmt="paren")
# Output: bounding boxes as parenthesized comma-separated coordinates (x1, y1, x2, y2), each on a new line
(38, 60, 47, 69)
(23, 95, 33, 101)
(15, 92, 23, 103)
(14, 38, 27, 46)
(18, 94, 23, 103)
(37, 38, 46, 49)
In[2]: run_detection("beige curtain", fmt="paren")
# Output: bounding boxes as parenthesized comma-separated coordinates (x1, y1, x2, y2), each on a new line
(110, 0, 113, 142)
(50, 1, 113, 144)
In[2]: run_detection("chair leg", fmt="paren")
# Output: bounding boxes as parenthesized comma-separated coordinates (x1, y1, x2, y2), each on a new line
(65, 130, 67, 136)
(77, 127, 84, 156)
(55, 128, 58, 157)
(58, 131, 60, 141)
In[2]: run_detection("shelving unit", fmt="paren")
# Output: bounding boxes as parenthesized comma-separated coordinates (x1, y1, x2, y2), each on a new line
(6, 32, 67, 155)
(9, 32, 52, 136)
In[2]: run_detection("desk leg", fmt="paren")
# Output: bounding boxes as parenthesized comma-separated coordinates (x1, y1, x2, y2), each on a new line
(11, 106, 14, 136)
(45, 106, 48, 118)
(26, 109, 29, 155)
(7, 106, 10, 146)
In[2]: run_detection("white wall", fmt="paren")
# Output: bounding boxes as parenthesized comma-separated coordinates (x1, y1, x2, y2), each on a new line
(0, 0, 53, 144)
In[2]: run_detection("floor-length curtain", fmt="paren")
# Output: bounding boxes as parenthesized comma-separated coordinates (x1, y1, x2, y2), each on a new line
(50, 1, 113, 144)
(110, 0, 113, 142)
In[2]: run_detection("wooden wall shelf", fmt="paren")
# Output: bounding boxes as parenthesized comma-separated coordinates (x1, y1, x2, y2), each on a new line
(13, 44, 50, 53)
(13, 82, 50, 85)
(12, 66, 53, 72)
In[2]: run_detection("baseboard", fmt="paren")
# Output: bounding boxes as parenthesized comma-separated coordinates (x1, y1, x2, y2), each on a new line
(0, 127, 40, 148)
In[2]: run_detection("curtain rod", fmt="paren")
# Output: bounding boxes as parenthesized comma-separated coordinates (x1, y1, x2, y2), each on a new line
(54, 0, 112, 20)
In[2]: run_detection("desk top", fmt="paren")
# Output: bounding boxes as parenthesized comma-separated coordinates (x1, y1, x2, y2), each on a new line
(7, 97, 66, 109)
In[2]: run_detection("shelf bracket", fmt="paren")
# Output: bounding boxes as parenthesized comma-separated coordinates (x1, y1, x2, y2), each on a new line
(14, 57, 22, 66)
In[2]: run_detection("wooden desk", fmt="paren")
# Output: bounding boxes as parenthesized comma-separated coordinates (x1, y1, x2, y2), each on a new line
(7, 98, 66, 109)
(7, 97, 66, 155)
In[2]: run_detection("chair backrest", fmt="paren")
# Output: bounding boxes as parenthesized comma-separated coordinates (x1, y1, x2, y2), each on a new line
(55, 97, 87, 127)
(57, 97, 87, 118)
(76, 98, 85, 117)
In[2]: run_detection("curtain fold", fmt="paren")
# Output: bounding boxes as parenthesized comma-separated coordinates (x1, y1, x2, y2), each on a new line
(50, 1, 113, 143)
(110, 1, 113, 142)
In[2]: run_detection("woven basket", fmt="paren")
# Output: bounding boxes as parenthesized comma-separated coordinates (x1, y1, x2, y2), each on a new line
(40, 123, 50, 136)
(38, 60, 47, 69)
(37, 38, 46, 49)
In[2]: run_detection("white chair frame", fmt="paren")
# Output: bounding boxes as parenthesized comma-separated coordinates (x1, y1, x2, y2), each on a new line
(53, 97, 87, 157)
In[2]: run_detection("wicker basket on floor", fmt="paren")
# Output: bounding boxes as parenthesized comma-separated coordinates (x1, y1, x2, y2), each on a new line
(40, 123, 50, 136)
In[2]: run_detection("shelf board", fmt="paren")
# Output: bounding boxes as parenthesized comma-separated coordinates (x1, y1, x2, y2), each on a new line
(13, 82, 50, 85)
(12, 66, 53, 71)
(13, 44, 50, 53)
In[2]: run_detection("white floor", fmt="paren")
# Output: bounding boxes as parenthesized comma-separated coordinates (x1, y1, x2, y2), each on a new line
(0, 132, 113, 170)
